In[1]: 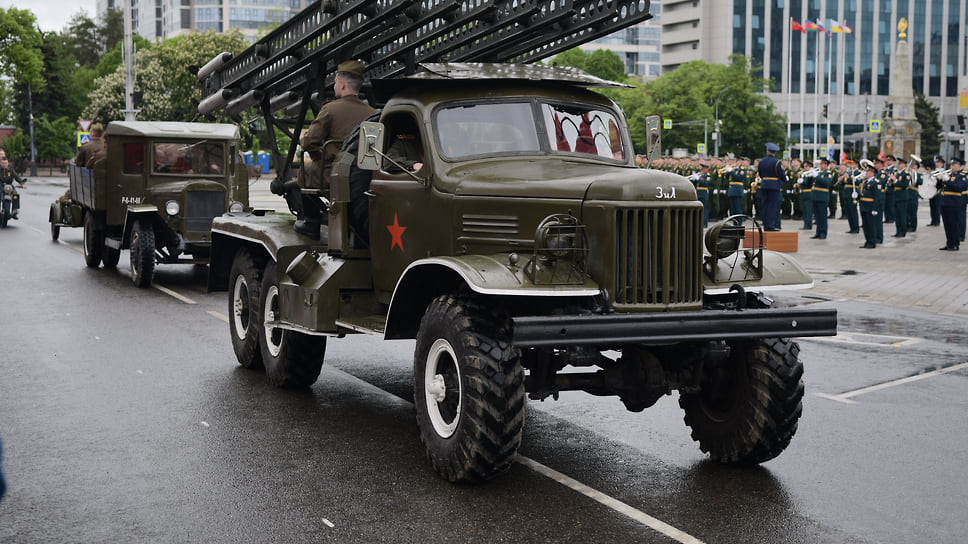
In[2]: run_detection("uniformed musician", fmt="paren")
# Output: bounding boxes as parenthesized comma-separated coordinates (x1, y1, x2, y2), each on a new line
(798, 159, 814, 230)
(940, 157, 967, 250)
(810, 158, 832, 239)
(891, 156, 910, 238)
(841, 160, 860, 234)
(858, 161, 879, 249)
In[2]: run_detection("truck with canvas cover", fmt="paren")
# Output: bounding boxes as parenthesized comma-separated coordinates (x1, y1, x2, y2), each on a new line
(58, 121, 250, 288)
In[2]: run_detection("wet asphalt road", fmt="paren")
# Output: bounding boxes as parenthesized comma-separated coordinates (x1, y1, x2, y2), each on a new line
(1, 178, 966, 543)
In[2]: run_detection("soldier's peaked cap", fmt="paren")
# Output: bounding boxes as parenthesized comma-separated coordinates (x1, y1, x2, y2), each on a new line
(337, 60, 365, 76)
(766, 142, 779, 152)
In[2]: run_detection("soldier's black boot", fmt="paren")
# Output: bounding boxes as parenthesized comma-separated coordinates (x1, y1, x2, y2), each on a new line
(293, 217, 321, 239)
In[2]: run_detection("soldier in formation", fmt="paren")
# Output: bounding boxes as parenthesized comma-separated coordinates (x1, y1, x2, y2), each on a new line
(858, 160, 880, 249)
(940, 157, 967, 250)
(797, 159, 814, 230)
(810, 158, 833, 239)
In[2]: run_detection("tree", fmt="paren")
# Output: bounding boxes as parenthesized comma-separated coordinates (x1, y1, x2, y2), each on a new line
(33, 114, 75, 174)
(0, 8, 45, 91)
(915, 93, 942, 158)
(100, 8, 125, 54)
(83, 29, 249, 124)
(584, 49, 626, 82)
(64, 10, 101, 68)
(644, 55, 786, 158)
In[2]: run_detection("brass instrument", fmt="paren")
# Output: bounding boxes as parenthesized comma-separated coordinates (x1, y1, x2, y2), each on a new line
(931, 168, 951, 181)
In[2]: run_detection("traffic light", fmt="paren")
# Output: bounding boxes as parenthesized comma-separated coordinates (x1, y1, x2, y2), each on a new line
(822, 104, 828, 118)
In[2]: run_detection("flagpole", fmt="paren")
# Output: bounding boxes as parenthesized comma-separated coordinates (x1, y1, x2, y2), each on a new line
(800, 23, 806, 160)
(787, 17, 793, 148)
(839, 31, 845, 160)
(814, 30, 820, 162)
(826, 22, 832, 160)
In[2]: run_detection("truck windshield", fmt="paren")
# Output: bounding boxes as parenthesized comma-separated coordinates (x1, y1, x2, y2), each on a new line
(435, 100, 626, 161)
(152, 141, 225, 176)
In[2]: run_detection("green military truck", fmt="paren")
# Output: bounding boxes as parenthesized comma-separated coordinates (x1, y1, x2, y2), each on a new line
(206, 63, 838, 483)
(54, 121, 250, 287)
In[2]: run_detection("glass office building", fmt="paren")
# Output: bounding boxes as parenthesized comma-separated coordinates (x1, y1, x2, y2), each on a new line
(662, 0, 968, 155)
(579, 1, 663, 79)
(98, 0, 307, 41)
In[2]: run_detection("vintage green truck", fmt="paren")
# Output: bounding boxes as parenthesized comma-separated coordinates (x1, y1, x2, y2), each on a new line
(53, 121, 250, 287)
(206, 63, 838, 483)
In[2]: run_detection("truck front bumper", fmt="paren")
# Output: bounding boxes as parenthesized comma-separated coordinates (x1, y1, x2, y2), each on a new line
(512, 307, 838, 348)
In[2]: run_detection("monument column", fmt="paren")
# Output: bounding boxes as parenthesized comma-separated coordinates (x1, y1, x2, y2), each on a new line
(882, 18, 922, 159)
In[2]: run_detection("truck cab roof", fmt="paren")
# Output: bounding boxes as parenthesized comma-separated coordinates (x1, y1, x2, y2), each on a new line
(104, 121, 240, 140)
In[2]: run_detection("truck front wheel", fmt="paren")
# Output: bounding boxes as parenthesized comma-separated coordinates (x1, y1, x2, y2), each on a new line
(679, 337, 803, 465)
(83, 213, 103, 267)
(129, 220, 155, 288)
(414, 295, 525, 483)
(259, 260, 325, 388)
(229, 249, 263, 369)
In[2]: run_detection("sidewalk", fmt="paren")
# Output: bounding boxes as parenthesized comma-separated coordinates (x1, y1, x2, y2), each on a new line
(782, 202, 968, 317)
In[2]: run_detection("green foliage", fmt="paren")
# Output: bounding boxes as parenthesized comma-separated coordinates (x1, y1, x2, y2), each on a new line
(33, 114, 76, 172)
(1, 131, 26, 158)
(83, 29, 250, 124)
(915, 93, 942, 158)
(552, 48, 589, 71)
(644, 55, 786, 158)
(64, 10, 101, 68)
(584, 49, 627, 82)
(100, 8, 125, 53)
(94, 36, 153, 79)
(0, 7, 45, 90)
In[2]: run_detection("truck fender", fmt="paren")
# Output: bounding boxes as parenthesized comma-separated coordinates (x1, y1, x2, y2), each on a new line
(121, 205, 161, 247)
(385, 255, 601, 340)
(703, 249, 815, 295)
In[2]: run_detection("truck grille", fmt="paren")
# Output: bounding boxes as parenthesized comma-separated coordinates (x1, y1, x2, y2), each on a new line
(185, 191, 225, 232)
(613, 207, 702, 309)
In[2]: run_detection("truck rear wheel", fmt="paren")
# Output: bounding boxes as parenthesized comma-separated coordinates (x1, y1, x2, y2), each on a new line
(129, 220, 155, 288)
(414, 295, 525, 483)
(229, 249, 263, 369)
(102, 246, 121, 268)
(83, 213, 102, 267)
(259, 260, 325, 388)
(679, 337, 803, 465)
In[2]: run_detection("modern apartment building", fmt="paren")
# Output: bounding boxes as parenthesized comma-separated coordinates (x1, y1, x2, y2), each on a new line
(578, 1, 663, 79)
(660, 0, 968, 154)
(97, 0, 308, 42)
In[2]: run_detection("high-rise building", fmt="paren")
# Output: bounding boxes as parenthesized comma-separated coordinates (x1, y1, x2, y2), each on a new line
(661, 0, 968, 156)
(578, 1, 663, 79)
(97, 0, 309, 42)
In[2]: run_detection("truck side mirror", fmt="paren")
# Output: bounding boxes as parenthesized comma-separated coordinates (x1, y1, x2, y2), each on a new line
(645, 115, 661, 163)
(358, 122, 384, 171)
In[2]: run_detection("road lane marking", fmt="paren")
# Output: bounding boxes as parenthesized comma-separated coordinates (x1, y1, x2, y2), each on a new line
(208, 311, 229, 323)
(816, 361, 968, 404)
(153, 282, 197, 304)
(516, 456, 705, 543)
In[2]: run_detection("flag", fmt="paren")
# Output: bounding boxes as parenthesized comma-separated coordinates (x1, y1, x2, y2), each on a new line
(804, 19, 830, 36)
(830, 19, 853, 34)
(792, 19, 806, 34)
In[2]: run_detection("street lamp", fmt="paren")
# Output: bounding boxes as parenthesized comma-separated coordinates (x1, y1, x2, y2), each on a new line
(713, 86, 732, 158)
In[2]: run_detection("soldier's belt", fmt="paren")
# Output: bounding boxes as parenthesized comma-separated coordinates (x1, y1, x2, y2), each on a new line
(941, 191, 961, 196)
(860, 197, 874, 202)
(893, 187, 906, 191)
(696, 187, 708, 192)
(729, 182, 744, 186)
(761, 177, 780, 180)
(813, 187, 829, 192)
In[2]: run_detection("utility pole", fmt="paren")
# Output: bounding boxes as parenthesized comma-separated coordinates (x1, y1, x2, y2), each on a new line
(122, 0, 138, 121)
(28, 82, 37, 177)
(714, 86, 732, 158)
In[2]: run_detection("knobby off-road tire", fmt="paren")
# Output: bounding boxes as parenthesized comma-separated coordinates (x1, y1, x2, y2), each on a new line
(679, 337, 803, 465)
(50, 222, 60, 241)
(413, 295, 526, 483)
(83, 212, 103, 267)
(229, 249, 263, 369)
(259, 260, 325, 388)
(129, 220, 155, 288)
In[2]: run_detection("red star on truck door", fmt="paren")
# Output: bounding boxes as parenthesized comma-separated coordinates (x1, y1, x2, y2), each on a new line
(386, 213, 407, 251)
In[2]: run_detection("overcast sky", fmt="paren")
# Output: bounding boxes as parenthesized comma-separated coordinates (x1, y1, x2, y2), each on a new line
(1, 0, 98, 33)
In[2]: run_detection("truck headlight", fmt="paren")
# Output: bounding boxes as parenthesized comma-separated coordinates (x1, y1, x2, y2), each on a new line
(229, 200, 244, 213)
(704, 215, 747, 259)
(535, 214, 584, 260)
(165, 200, 181, 216)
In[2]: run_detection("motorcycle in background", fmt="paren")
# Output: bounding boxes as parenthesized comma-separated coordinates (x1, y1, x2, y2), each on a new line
(0, 178, 25, 228)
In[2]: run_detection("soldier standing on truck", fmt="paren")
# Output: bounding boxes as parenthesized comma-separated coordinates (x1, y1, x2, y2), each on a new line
(758, 142, 786, 231)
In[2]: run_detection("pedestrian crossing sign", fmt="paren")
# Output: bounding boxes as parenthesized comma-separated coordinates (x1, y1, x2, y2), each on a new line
(663, 119, 672, 129)
(869, 120, 882, 133)
(697, 143, 706, 155)
(77, 132, 91, 147)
